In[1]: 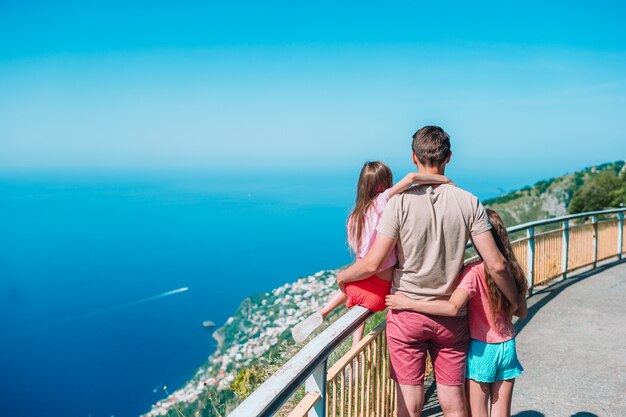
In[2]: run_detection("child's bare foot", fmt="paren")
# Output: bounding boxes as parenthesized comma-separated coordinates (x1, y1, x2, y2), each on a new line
(291, 312, 324, 344)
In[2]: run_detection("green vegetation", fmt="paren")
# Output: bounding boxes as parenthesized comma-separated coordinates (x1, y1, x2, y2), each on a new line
(569, 170, 626, 213)
(534, 177, 556, 195)
(230, 366, 266, 399)
(483, 190, 525, 206)
(483, 160, 625, 230)
(159, 299, 386, 417)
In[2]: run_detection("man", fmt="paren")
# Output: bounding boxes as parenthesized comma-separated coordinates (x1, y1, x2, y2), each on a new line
(336, 126, 520, 417)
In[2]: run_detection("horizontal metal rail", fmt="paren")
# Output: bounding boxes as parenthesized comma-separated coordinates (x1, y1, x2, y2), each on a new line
(506, 208, 626, 233)
(228, 306, 372, 417)
(227, 207, 626, 417)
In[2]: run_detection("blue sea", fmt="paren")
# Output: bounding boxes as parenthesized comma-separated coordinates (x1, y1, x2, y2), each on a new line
(0, 170, 516, 417)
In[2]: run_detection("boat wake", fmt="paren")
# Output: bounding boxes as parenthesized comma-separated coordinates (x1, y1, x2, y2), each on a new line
(1, 287, 190, 340)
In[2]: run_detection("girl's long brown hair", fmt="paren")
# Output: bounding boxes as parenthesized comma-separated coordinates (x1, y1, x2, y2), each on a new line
(347, 161, 393, 254)
(483, 209, 528, 322)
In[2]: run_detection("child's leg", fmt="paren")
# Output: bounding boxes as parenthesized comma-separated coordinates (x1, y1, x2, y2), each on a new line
(320, 290, 347, 318)
(489, 379, 515, 417)
(292, 290, 347, 344)
(466, 379, 489, 417)
(351, 321, 366, 348)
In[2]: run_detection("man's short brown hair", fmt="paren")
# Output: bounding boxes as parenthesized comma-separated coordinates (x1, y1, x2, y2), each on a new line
(411, 126, 451, 167)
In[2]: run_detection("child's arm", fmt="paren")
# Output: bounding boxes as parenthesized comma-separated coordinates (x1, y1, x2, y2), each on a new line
(471, 232, 520, 313)
(385, 289, 470, 316)
(386, 172, 453, 198)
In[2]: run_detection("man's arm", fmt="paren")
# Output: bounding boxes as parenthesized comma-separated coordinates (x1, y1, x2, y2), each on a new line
(336, 233, 397, 286)
(471, 231, 520, 311)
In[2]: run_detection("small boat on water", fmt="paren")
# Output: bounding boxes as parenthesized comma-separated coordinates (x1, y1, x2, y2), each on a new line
(202, 320, 215, 328)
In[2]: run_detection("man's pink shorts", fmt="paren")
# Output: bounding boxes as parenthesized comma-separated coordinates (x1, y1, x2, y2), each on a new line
(386, 309, 469, 386)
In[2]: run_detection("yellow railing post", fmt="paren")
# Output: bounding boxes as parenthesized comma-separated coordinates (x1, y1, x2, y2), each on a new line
(562, 220, 570, 278)
(527, 226, 535, 295)
(592, 216, 598, 268)
(619, 212, 624, 261)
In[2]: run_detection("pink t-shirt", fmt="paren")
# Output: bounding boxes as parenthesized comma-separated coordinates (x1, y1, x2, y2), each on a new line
(355, 189, 398, 271)
(457, 261, 515, 343)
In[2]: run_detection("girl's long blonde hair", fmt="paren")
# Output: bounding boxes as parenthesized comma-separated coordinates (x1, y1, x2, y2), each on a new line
(347, 161, 393, 254)
(483, 209, 528, 321)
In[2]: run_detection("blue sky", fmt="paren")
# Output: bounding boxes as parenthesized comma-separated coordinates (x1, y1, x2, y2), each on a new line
(1, 1, 625, 184)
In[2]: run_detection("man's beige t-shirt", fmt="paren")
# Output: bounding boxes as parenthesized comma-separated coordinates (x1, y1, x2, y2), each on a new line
(377, 183, 491, 301)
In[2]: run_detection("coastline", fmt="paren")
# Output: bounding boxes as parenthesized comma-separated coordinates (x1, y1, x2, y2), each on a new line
(141, 267, 344, 417)
(212, 328, 225, 351)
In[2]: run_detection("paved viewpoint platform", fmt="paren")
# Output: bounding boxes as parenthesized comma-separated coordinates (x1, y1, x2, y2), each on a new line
(511, 261, 626, 417)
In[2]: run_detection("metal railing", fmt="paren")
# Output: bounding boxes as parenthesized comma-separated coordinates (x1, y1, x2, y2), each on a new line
(228, 208, 626, 417)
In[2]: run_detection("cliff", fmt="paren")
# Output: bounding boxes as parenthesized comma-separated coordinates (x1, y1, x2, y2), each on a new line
(142, 270, 345, 417)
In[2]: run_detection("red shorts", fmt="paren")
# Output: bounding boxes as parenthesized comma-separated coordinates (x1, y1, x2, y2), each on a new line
(344, 275, 392, 312)
(386, 309, 469, 386)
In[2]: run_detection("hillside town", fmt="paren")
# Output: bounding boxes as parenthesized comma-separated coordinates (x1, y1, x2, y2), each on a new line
(142, 268, 341, 417)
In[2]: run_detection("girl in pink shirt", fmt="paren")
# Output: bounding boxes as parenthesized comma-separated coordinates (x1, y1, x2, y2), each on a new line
(386, 209, 528, 417)
(292, 161, 452, 346)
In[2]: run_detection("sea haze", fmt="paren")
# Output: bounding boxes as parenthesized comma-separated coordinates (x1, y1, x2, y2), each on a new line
(0, 169, 519, 417)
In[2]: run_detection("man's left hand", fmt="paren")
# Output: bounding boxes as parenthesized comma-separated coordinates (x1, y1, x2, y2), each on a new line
(385, 292, 412, 310)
